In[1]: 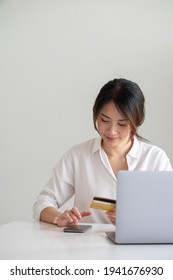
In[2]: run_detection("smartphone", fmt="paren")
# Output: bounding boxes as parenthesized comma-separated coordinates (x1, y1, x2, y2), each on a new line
(63, 224, 92, 233)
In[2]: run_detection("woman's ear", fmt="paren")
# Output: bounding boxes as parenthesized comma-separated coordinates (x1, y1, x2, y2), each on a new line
(94, 119, 98, 131)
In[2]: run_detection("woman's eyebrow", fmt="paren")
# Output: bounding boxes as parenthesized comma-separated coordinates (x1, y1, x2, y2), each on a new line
(101, 113, 128, 121)
(101, 113, 111, 119)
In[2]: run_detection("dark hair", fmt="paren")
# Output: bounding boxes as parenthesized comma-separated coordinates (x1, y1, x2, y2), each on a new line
(93, 78, 145, 140)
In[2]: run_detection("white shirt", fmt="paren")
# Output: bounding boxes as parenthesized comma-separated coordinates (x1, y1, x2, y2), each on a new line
(33, 136, 172, 223)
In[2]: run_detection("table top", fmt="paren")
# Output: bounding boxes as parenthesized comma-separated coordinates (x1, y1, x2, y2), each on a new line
(0, 221, 173, 260)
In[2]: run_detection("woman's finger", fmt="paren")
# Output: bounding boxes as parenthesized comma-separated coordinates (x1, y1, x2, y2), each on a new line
(55, 207, 92, 227)
(64, 210, 80, 223)
(71, 207, 82, 219)
(81, 211, 92, 217)
(105, 209, 116, 225)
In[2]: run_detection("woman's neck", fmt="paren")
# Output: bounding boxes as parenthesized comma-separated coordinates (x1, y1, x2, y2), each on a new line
(102, 137, 133, 158)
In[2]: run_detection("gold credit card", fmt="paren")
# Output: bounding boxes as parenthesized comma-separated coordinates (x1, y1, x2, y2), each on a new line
(90, 196, 116, 211)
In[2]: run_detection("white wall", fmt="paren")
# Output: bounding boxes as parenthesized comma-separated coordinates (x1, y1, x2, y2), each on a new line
(1, 0, 173, 224)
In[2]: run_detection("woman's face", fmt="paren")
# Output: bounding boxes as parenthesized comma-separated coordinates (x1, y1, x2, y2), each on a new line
(96, 101, 132, 149)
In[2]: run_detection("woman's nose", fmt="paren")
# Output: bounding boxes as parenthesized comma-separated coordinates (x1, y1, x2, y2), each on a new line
(107, 123, 118, 135)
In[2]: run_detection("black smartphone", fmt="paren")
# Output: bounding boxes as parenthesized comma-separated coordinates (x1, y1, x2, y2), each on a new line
(63, 225, 92, 233)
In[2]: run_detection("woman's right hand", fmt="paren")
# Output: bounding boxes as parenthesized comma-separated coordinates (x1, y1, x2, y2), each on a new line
(53, 206, 92, 227)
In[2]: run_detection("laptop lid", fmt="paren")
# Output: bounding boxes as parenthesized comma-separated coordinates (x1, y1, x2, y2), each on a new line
(107, 171, 173, 244)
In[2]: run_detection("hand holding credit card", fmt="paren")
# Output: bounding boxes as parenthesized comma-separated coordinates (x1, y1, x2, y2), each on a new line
(90, 196, 116, 211)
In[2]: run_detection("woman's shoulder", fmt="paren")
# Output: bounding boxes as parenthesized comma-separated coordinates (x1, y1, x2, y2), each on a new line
(66, 137, 100, 156)
(138, 137, 169, 159)
(139, 138, 165, 151)
(137, 137, 172, 170)
(55, 138, 100, 169)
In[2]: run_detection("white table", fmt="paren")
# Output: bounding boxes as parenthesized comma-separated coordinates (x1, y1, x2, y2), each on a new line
(0, 221, 173, 259)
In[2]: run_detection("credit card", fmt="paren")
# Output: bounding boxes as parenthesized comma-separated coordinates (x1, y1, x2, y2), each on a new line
(90, 196, 116, 211)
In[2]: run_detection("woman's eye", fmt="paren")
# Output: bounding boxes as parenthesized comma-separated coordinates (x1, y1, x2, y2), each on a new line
(118, 123, 127, 127)
(101, 118, 109, 123)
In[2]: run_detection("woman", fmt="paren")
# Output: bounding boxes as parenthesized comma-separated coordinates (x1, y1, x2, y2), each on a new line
(33, 78, 172, 226)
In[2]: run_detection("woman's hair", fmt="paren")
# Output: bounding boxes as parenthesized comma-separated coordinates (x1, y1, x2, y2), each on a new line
(93, 78, 145, 140)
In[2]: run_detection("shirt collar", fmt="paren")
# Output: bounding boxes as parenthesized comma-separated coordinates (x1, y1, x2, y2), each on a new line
(127, 135, 140, 159)
(92, 137, 102, 153)
(92, 135, 140, 159)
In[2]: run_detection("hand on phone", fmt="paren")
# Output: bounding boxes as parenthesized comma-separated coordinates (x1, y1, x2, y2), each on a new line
(54, 207, 92, 227)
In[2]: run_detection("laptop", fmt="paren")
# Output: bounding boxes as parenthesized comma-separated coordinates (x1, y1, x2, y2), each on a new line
(106, 171, 173, 244)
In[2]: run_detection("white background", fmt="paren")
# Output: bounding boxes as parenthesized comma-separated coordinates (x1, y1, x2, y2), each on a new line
(0, 0, 173, 224)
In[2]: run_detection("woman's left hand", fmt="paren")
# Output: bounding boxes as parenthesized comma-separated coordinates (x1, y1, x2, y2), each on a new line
(105, 209, 116, 225)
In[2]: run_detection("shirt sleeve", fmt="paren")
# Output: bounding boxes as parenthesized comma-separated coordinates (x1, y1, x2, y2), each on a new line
(33, 151, 75, 221)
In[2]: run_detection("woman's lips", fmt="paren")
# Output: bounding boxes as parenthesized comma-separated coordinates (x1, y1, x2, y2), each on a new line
(105, 135, 119, 141)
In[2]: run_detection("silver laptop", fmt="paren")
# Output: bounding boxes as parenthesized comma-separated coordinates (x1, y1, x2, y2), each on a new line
(106, 171, 173, 244)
